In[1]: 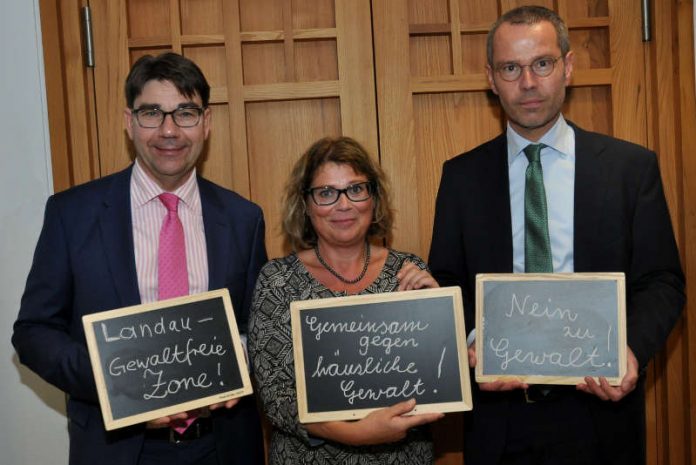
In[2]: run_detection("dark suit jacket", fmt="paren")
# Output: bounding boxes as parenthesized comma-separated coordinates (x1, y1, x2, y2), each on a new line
(13, 166, 267, 465)
(428, 123, 685, 464)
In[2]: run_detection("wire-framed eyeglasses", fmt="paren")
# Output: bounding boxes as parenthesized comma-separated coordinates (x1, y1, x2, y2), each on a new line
(305, 182, 375, 206)
(494, 56, 563, 82)
(132, 106, 205, 128)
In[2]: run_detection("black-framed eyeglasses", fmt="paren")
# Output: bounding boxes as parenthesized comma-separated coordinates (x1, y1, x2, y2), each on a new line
(132, 106, 205, 128)
(305, 182, 375, 206)
(495, 56, 563, 82)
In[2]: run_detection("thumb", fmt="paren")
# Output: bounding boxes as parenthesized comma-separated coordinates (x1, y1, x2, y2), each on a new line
(388, 398, 417, 416)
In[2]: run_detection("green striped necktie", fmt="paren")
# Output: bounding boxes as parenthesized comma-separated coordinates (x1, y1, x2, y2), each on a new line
(523, 143, 553, 272)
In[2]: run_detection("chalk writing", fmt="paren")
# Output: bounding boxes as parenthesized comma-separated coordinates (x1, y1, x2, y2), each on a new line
(296, 295, 466, 418)
(340, 378, 426, 405)
(304, 316, 430, 341)
(107, 336, 226, 376)
(311, 355, 418, 377)
(101, 316, 192, 341)
(488, 337, 606, 370)
(85, 295, 247, 423)
(506, 294, 578, 321)
(478, 277, 623, 381)
(143, 369, 213, 400)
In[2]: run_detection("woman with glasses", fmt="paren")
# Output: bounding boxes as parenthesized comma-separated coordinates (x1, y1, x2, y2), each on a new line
(248, 136, 443, 464)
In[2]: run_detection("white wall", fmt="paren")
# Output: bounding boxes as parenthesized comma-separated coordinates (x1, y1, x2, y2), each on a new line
(0, 1, 69, 464)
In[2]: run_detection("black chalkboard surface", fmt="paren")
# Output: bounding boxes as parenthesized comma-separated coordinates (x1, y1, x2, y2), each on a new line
(291, 287, 472, 423)
(476, 273, 627, 385)
(82, 289, 252, 430)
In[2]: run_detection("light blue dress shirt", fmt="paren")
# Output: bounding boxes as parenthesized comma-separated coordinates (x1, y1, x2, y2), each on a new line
(467, 116, 576, 346)
(507, 115, 575, 273)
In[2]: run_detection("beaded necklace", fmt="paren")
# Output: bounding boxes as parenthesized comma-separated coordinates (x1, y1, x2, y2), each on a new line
(314, 242, 371, 284)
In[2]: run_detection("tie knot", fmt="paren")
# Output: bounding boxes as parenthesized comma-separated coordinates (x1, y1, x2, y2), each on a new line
(523, 144, 545, 163)
(159, 193, 180, 212)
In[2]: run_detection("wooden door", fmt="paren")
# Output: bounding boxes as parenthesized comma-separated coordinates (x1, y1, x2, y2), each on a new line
(372, 0, 644, 260)
(39, 1, 694, 463)
(372, 1, 647, 464)
(89, 0, 378, 258)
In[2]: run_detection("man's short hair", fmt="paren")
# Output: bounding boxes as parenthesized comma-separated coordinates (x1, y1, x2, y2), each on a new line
(124, 52, 210, 108)
(486, 5, 570, 65)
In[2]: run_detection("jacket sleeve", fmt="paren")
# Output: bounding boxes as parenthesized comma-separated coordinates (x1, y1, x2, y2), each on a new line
(428, 161, 475, 332)
(237, 208, 268, 334)
(12, 196, 99, 402)
(624, 152, 685, 367)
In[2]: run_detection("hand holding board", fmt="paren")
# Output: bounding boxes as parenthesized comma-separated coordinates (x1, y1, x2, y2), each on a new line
(83, 289, 252, 430)
(291, 286, 472, 423)
(475, 273, 626, 385)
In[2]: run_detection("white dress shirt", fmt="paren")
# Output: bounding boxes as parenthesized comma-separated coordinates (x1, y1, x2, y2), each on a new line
(507, 115, 576, 273)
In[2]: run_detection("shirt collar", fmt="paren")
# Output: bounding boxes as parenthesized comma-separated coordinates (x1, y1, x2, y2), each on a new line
(507, 114, 574, 165)
(131, 159, 199, 209)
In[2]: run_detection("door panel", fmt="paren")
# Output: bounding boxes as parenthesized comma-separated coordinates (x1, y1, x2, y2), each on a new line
(374, 0, 644, 260)
(53, 1, 687, 463)
(91, 0, 377, 258)
(372, 1, 646, 463)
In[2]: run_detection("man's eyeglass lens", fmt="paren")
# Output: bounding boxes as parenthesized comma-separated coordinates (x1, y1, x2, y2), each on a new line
(496, 56, 561, 81)
(307, 182, 373, 206)
(134, 107, 203, 128)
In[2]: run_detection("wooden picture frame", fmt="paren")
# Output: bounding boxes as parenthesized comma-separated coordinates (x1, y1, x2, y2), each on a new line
(475, 273, 627, 385)
(83, 289, 252, 430)
(291, 286, 472, 423)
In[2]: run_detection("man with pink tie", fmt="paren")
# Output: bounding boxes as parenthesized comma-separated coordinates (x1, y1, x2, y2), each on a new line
(13, 52, 266, 465)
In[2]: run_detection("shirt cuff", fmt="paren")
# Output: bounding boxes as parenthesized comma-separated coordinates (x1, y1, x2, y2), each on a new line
(238, 334, 251, 372)
(466, 329, 476, 347)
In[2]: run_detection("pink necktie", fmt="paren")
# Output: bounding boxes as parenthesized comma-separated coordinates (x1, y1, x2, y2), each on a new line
(157, 193, 196, 433)
(158, 193, 188, 300)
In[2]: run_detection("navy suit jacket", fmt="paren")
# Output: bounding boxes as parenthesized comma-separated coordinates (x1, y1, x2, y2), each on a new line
(13, 166, 267, 465)
(428, 124, 685, 464)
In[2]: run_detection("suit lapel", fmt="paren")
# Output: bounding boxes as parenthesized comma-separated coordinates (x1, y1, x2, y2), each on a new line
(199, 178, 229, 291)
(482, 134, 514, 273)
(99, 166, 141, 306)
(572, 124, 608, 272)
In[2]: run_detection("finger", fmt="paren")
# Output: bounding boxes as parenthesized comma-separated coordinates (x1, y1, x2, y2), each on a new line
(404, 275, 438, 290)
(224, 398, 240, 409)
(146, 418, 171, 428)
(621, 351, 639, 393)
(170, 412, 191, 421)
(397, 269, 420, 291)
(146, 412, 187, 428)
(413, 275, 438, 289)
(598, 377, 617, 401)
(387, 398, 417, 416)
(400, 412, 444, 428)
(479, 380, 527, 391)
(396, 261, 416, 280)
(598, 377, 626, 402)
(468, 347, 477, 368)
(209, 398, 239, 410)
(582, 376, 609, 401)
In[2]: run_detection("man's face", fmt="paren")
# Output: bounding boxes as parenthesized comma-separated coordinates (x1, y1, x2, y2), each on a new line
(486, 21, 573, 141)
(124, 79, 211, 191)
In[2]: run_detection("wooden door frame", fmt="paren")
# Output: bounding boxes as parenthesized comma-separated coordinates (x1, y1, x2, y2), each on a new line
(643, 1, 696, 464)
(39, 0, 99, 192)
(37, 1, 696, 463)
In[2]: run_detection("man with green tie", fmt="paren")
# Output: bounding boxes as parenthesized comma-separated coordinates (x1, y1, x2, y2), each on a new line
(428, 5, 684, 465)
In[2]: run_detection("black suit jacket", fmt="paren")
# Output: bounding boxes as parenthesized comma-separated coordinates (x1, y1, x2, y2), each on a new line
(13, 166, 267, 465)
(428, 124, 684, 463)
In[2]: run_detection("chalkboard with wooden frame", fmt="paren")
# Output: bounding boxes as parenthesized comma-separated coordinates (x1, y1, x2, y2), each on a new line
(290, 286, 472, 424)
(82, 289, 252, 430)
(475, 273, 627, 385)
